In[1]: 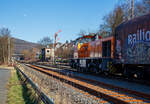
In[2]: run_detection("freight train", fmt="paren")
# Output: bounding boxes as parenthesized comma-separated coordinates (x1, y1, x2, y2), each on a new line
(70, 13, 150, 79)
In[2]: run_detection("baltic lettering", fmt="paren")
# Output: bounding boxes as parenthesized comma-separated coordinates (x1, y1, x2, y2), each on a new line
(128, 29, 150, 46)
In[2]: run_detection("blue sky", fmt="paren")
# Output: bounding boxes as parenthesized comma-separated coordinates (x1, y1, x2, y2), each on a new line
(0, 0, 119, 43)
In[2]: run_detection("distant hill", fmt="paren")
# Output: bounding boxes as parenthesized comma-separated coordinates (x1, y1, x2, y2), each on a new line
(13, 38, 40, 54)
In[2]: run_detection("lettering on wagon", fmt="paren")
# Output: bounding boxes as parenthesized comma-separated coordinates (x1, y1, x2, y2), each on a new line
(127, 29, 150, 64)
(128, 29, 150, 47)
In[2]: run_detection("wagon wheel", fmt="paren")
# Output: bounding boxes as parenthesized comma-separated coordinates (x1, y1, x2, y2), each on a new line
(94, 67, 100, 74)
(104, 71, 109, 76)
(123, 66, 132, 78)
(76, 65, 80, 72)
(133, 70, 144, 79)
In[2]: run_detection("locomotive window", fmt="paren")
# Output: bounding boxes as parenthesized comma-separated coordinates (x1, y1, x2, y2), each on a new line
(81, 38, 92, 43)
(102, 40, 111, 57)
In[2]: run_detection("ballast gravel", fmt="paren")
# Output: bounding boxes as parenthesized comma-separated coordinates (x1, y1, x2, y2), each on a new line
(18, 64, 111, 104)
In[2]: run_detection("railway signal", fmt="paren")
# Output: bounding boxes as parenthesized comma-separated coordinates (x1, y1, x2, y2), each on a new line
(53, 30, 62, 63)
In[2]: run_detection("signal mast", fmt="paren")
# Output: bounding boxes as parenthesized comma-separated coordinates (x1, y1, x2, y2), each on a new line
(53, 30, 62, 63)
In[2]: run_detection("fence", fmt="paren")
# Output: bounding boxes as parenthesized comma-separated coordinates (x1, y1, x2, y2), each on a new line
(15, 65, 54, 104)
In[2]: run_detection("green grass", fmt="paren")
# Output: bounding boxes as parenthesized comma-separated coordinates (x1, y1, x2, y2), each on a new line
(7, 69, 38, 104)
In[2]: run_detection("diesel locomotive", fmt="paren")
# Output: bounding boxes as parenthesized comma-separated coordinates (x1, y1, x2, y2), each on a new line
(70, 13, 150, 79)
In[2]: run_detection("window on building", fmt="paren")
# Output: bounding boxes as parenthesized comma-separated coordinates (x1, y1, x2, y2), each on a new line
(47, 50, 50, 53)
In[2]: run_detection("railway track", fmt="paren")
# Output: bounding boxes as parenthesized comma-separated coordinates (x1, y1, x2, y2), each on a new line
(36, 62, 150, 86)
(24, 63, 150, 104)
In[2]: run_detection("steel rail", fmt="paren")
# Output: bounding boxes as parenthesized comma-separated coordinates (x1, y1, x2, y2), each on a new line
(28, 64, 150, 104)
(33, 63, 150, 100)
(26, 64, 128, 104)
(26, 64, 150, 104)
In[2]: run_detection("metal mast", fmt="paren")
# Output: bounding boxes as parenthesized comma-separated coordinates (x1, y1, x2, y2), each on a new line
(53, 30, 61, 63)
(131, 0, 134, 19)
(127, 0, 130, 20)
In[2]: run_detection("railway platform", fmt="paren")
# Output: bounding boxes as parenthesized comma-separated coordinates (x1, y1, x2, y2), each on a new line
(0, 67, 11, 104)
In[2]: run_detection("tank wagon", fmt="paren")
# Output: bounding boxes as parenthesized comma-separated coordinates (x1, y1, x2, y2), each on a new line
(70, 13, 150, 78)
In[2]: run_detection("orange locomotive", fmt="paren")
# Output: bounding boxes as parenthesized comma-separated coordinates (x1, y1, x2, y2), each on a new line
(76, 35, 115, 59)
(70, 35, 118, 74)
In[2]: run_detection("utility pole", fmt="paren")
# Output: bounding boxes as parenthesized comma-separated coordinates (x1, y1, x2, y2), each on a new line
(131, 0, 134, 19)
(127, 0, 134, 20)
(127, 0, 130, 20)
(53, 39, 55, 64)
(8, 37, 10, 65)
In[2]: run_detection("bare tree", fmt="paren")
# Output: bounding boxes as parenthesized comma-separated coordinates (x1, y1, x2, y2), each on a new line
(78, 29, 87, 36)
(99, 5, 124, 37)
(38, 36, 52, 48)
(21, 48, 37, 61)
(134, 0, 150, 17)
(98, 0, 150, 37)
(0, 28, 13, 64)
(55, 42, 74, 59)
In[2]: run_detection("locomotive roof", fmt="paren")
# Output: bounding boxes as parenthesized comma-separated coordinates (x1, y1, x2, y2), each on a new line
(75, 34, 102, 41)
(76, 35, 95, 40)
(115, 13, 150, 32)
